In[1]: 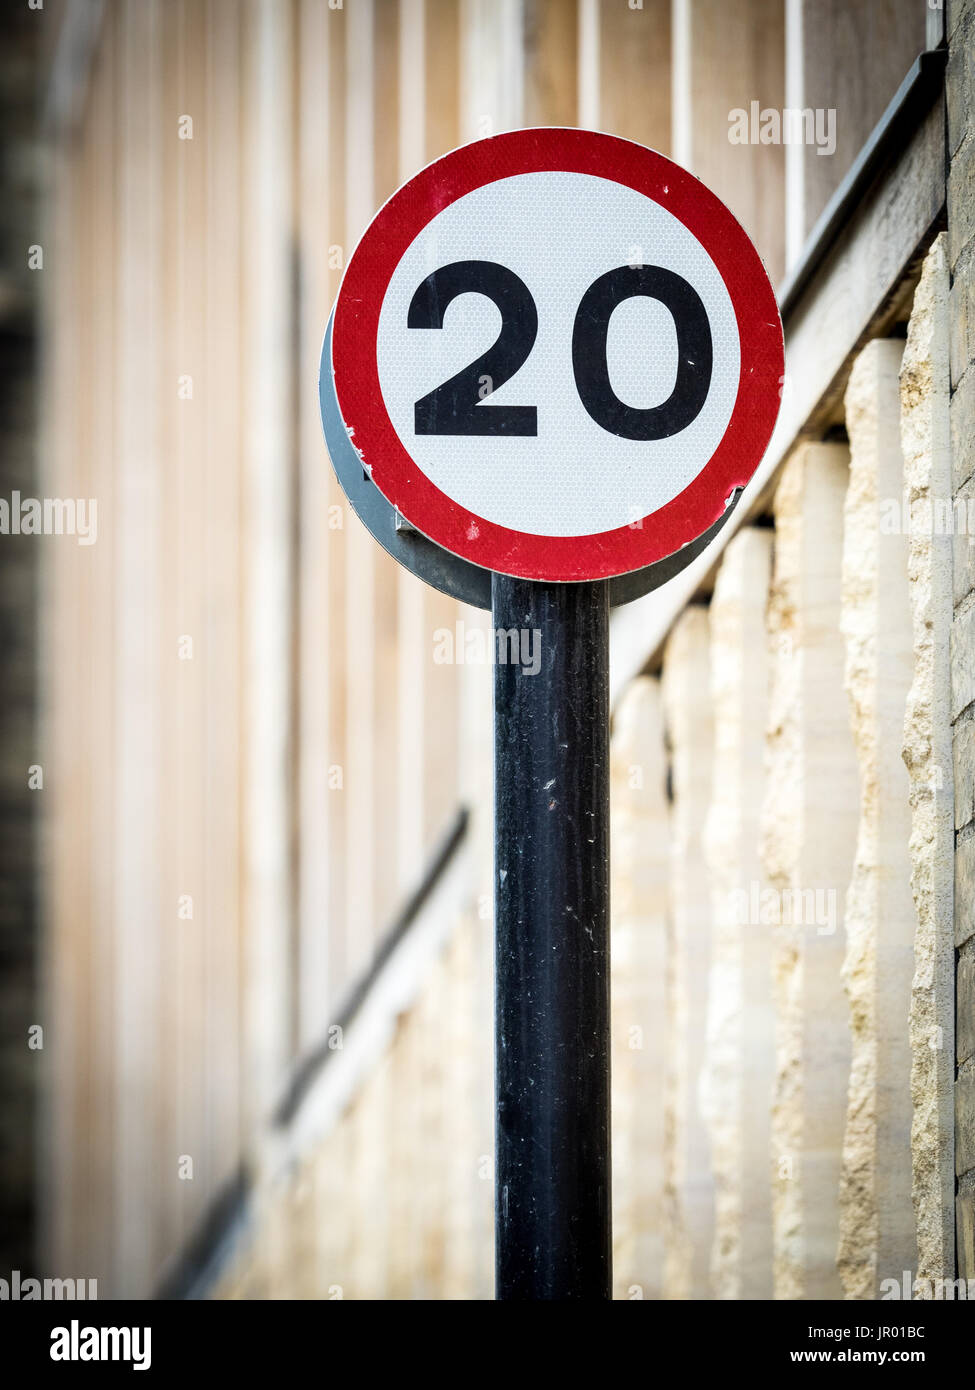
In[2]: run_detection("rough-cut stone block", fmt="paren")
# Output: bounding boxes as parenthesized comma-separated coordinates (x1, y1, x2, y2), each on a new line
(957, 1173, 975, 1282)
(947, 9, 975, 160)
(901, 235, 957, 1288)
(954, 717, 975, 831)
(610, 676, 669, 1301)
(958, 940, 975, 1067)
(661, 606, 715, 1300)
(956, 1059, 975, 1176)
(950, 345, 975, 494)
(956, 831, 975, 947)
(945, 0, 968, 40)
(948, 0, 972, 44)
(949, 243, 973, 393)
(952, 605, 975, 721)
(838, 338, 917, 1299)
(701, 527, 774, 1301)
(948, 133, 975, 274)
(952, 478, 975, 608)
(763, 441, 858, 1302)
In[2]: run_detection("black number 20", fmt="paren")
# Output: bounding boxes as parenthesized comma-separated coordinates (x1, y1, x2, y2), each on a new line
(408, 258, 713, 440)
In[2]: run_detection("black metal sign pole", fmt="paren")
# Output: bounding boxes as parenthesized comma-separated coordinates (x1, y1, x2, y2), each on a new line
(492, 572, 612, 1301)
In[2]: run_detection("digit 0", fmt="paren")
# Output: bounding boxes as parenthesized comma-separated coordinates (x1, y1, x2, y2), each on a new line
(572, 265, 713, 440)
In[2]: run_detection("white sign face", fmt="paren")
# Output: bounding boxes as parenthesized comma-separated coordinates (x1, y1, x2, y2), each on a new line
(376, 172, 741, 537)
(330, 130, 782, 582)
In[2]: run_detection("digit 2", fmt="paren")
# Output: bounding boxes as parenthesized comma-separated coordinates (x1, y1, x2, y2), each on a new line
(408, 261, 538, 436)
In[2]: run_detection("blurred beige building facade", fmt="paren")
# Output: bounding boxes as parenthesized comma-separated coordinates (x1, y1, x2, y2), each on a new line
(24, 0, 975, 1298)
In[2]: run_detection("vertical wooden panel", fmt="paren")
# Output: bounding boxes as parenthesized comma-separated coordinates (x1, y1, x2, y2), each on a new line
(204, 0, 244, 1195)
(783, 0, 804, 270)
(579, 0, 670, 152)
(795, 0, 926, 249)
(325, 0, 349, 1015)
(296, 0, 335, 1048)
(41, 130, 78, 1280)
(424, 0, 460, 159)
(395, 0, 464, 891)
(85, 6, 118, 1293)
(672, 0, 784, 285)
(44, 4, 128, 1294)
(240, 0, 295, 1136)
(58, 27, 96, 1288)
(524, 0, 578, 127)
(374, 0, 401, 202)
(166, 0, 212, 1257)
(343, 0, 376, 982)
(371, 1, 402, 934)
(395, 0, 429, 894)
(158, 0, 179, 1262)
(461, 0, 524, 138)
(455, 0, 526, 1300)
(113, 0, 165, 1297)
(419, 0, 463, 856)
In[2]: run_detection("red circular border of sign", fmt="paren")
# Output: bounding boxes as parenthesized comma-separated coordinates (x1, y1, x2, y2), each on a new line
(331, 128, 783, 583)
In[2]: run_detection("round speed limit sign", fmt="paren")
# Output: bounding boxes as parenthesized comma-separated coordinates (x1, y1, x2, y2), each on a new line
(327, 128, 783, 584)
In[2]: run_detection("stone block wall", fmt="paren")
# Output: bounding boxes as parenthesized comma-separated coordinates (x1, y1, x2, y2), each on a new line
(948, 0, 975, 1281)
(215, 245, 959, 1296)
